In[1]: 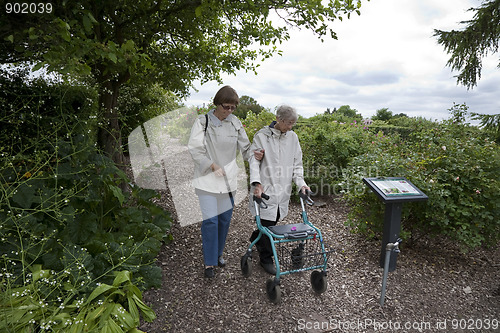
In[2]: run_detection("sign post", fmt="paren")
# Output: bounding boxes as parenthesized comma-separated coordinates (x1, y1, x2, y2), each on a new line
(362, 177, 428, 272)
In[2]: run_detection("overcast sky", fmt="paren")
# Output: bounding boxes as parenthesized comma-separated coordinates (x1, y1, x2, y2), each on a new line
(183, 0, 500, 120)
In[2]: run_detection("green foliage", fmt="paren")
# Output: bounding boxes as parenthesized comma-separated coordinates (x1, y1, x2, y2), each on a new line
(447, 102, 470, 124)
(372, 108, 393, 121)
(434, 0, 500, 89)
(387, 115, 430, 127)
(233, 95, 266, 119)
(0, 269, 155, 332)
(294, 113, 373, 194)
(341, 117, 500, 249)
(321, 105, 363, 124)
(472, 113, 500, 143)
(0, 133, 170, 329)
(241, 110, 277, 142)
(118, 82, 183, 147)
(240, 104, 499, 249)
(0, 67, 99, 153)
(2, 0, 369, 165)
(370, 108, 409, 122)
(368, 120, 414, 139)
(336, 105, 362, 119)
(2, 1, 367, 86)
(0, 133, 171, 286)
(0, 76, 172, 331)
(369, 115, 439, 140)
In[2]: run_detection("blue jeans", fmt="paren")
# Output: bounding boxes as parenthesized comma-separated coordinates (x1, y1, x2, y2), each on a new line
(196, 189, 235, 266)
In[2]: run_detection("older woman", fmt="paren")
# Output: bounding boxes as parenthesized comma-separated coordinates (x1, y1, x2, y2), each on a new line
(248, 104, 310, 275)
(188, 85, 262, 278)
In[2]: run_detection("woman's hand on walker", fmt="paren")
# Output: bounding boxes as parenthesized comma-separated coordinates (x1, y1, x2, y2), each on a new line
(301, 185, 311, 194)
(253, 183, 264, 198)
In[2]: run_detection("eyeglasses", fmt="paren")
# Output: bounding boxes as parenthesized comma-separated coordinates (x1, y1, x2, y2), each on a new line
(221, 104, 237, 111)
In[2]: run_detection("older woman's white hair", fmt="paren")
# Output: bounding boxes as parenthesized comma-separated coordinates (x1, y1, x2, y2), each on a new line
(276, 104, 298, 122)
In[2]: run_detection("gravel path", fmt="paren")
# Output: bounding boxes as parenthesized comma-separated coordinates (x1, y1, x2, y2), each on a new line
(139, 192, 499, 333)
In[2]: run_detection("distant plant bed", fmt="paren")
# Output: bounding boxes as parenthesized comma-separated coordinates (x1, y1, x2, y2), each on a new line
(164, 106, 206, 144)
(367, 124, 413, 139)
(241, 110, 276, 142)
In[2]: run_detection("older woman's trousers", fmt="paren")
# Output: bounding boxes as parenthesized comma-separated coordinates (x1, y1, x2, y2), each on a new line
(196, 190, 235, 267)
(250, 210, 280, 264)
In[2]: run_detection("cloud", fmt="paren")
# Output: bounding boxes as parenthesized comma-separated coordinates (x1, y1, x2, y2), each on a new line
(334, 71, 401, 86)
(184, 0, 500, 120)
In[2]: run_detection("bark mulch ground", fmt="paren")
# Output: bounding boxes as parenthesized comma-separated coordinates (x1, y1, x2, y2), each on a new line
(139, 192, 499, 333)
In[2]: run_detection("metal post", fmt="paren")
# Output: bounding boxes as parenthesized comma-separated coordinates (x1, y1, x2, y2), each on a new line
(380, 202, 402, 272)
(380, 240, 400, 306)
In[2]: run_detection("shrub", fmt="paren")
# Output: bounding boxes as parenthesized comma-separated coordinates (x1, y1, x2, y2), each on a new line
(0, 73, 172, 331)
(341, 120, 500, 249)
(0, 67, 98, 154)
(0, 268, 156, 332)
(1, 130, 172, 286)
(0, 131, 171, 330)
(297, 115, 376, 195)
(118, 82, 183, 148)
(241, 110, 276, 143)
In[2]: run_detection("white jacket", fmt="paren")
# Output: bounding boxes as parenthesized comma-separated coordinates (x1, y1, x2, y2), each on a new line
(188, 111, 252, 193)
(249, 124, 307, 220)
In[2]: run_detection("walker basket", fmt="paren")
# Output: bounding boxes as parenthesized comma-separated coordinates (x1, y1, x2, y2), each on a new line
(275, 237, 332, 273)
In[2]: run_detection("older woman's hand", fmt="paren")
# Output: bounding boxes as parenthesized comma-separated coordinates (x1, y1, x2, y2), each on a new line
(254, 149, 265, 161)
(253, 183, 264, 198)
(300, 185, 311, 195)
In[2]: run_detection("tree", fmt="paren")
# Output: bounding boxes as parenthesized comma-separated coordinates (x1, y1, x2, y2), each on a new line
(337, 105, 360, 118)
(472, 113, 500, 142)
(433, 0, 500, 89)
(372, 108, 393, 121)
(234, 95, 265, 119)
(1, 0, 367, 169)
(324, 107, 337, 115)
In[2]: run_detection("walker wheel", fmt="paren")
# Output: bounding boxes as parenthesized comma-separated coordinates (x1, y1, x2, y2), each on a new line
(240, 255, 252, 277)
(310, 271, 327, 294)
(266, 279, 281, 304)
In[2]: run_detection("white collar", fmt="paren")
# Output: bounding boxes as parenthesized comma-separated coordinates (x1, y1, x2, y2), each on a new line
(208, 109, 223, 127)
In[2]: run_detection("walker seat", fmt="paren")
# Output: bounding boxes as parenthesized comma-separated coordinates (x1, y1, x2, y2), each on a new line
(268, 223, 316, 239)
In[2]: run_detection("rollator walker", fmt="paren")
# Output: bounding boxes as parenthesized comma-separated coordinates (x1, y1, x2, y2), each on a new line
(240, 191, 331, 304)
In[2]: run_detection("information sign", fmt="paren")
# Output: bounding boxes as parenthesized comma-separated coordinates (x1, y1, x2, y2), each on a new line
(363, 177, 428, 203)
(363, 177, 428, 271)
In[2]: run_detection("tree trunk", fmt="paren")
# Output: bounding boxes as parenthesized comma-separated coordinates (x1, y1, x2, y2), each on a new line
(97, 79, 128, 188)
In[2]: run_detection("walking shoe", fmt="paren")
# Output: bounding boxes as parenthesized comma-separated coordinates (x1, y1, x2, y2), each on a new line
(204, 267, 215, 278)
(218, 256, 226, 267)
(260, 262, 277, 275)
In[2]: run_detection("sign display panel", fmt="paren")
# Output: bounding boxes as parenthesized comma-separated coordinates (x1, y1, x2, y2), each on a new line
(371, 178, 421, 196)
(363, 177, 428, 203)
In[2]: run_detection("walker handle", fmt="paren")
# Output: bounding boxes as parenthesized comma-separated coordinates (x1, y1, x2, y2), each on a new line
(299, 189, 314, 206)
(253, 193, 269, 209)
